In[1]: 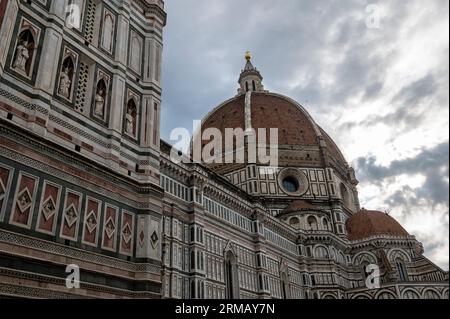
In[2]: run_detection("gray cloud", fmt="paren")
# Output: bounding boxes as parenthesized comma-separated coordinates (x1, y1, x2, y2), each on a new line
(161, 0, 449, 268)
(355, 142, 449, 208)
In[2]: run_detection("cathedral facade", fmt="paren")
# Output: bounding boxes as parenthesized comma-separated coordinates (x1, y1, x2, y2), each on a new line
(0, 0, 448, 299)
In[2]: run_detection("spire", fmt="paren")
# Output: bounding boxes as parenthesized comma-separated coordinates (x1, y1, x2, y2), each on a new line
(238, 52, 266, 95)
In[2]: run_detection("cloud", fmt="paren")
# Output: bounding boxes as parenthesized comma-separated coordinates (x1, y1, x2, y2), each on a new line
(161, 0, 449, 269)
(356, 142, 449, 209)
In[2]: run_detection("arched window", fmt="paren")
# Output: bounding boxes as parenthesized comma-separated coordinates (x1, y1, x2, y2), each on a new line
(314, 246, 329, 259)
(307, 216, 318, 231)
(252, 80, 256, 91)
(130, 34, 142, 73)
(190, 250, 195, 270)
(322, 218, 329, 231)
(289, 217, 300, 229)
(245, 81, 249, 92)
(395, 259, 408, 282)
(12, 29, 36, 76)
(102, 13, 114, 52)
(225, 250, 238, 299)
(280, 272, 290, 299)
(361, 262, 371, 280)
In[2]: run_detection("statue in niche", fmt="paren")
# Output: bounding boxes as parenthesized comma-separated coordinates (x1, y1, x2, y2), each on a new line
(58, 67, 72, 98)
(94, 80, 107, 118)
(125, 99, 136, 136)
(13, 40, 30, 73)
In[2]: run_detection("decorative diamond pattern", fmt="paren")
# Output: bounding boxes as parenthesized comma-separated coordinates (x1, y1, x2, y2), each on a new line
(150, 230, 159, 249)
(85, 210, 98, 234)
(41, 197, 57, 221)
(17, 188, 32, 214)
(122, 224, 132, 244)
(0, 179, 6, 201)
(105, 217, 116, 239)
(64, 204, 78, 228)
(139, 229, 145, 247)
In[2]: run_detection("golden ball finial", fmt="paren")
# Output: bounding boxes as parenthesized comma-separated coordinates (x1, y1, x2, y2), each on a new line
(245, 51, 251, 61)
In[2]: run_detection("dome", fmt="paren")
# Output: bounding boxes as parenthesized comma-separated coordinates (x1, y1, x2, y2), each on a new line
(346, 209, 410, 241)
(200, 92, 348, 168)
(202, 92, 320, 147)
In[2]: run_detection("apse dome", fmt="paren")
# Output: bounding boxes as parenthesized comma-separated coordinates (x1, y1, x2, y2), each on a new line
(346, 209, 410, 241)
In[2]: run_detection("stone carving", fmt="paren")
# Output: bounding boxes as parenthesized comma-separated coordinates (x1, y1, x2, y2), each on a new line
(122, 224, 132, 244)
(94, 88, 105, 117)
(13, 40, 30, 73)
(64, 204, 78, 228)
(17, 188, 32, 213)
(86, 211, 97, 233)
(58, 68, 72, 98)
(42, 197, 56, 221)
(105, 217, 115, 239)
(125, 99, 137, 137)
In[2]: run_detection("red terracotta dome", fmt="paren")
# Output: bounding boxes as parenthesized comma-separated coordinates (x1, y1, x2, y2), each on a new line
(200, 92, 348, 167)
(202, 93, 319, 147)
(346, 209, 410, 241)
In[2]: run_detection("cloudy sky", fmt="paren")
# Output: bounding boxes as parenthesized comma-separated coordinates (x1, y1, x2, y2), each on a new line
(160, 0, 449, 269)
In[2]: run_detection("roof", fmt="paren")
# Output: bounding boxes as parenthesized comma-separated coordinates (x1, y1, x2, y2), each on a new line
(346, 209, 410, 241)
(201, 92, 321, 150)
(282, 200, 317, 213)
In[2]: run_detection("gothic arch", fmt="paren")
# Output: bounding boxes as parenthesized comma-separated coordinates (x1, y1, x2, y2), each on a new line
(314, 245, 329, 259)
(12, 28, 37, 76)
(387, 248, 411, 263)
(279, 259, 291, 299)
(352, 251, 377, 266)
(224, 245, 239, 299)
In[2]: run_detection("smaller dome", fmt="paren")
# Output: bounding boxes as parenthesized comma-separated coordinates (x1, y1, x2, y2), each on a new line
(346, 209, 409, 241)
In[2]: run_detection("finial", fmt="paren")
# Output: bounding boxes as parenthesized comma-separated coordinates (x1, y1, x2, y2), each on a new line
(245, 51, 251, 61)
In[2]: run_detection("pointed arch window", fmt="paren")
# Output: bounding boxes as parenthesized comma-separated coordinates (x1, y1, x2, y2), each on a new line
(280, 272, 290, 299)
(225, 250, 238, 299)
(395, 259, 408, 282)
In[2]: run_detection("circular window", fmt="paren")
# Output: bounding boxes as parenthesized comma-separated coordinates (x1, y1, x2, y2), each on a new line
(283, 177, 299, 193)
(277, 168, 309, 196)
